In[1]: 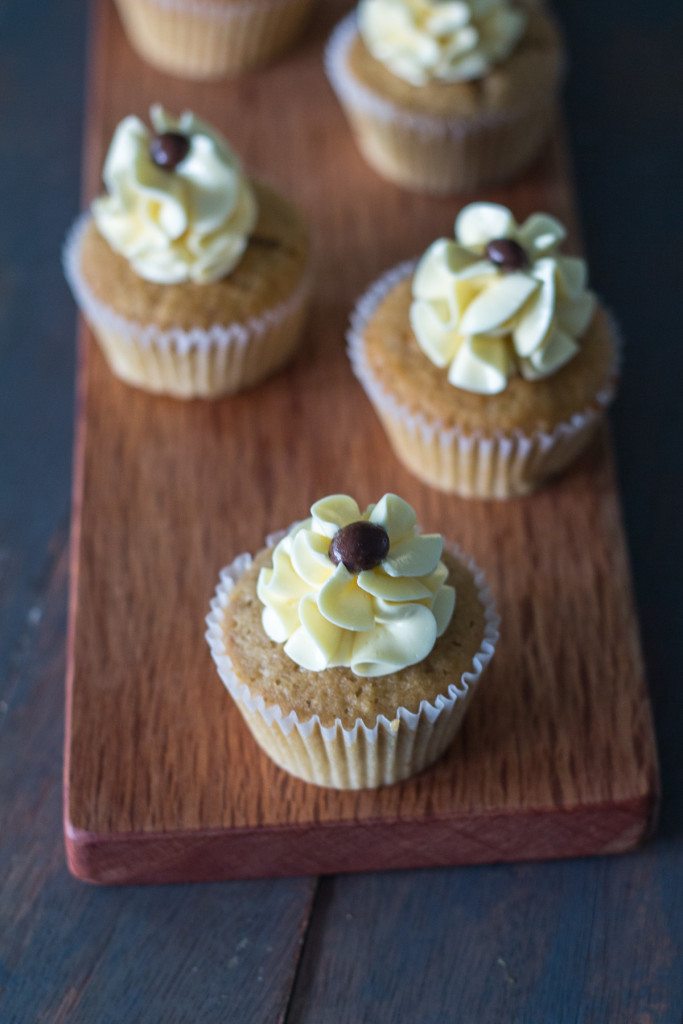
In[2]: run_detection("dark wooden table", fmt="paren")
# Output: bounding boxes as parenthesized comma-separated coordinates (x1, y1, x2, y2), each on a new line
(1, 1, 681, 1021)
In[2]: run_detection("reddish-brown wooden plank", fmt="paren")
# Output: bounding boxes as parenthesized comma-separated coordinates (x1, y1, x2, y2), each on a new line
(65, 0, 658, 883)
(0, 4, 320, 1020)
(1, 538, 318, 1022)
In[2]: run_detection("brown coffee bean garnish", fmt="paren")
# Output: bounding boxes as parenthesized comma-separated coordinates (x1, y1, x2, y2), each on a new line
(150, 132, 190, 171)
(485, 237, 528, 271)
(329, 521, 390, 574)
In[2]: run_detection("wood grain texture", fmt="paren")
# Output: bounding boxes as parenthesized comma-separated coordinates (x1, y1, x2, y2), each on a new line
(2, 1, 680, 1022)
(287, 852, 682, 1024)
(65, 0, 659, 884)
(0, 7, 318, 1021)
(0, 541, 318, 1024)
(0, 0, 82, 696)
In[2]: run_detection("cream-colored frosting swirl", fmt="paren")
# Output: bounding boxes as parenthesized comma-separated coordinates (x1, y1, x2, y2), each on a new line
(358, 0, 527, 86)
(92, 105, 257, 285)
(410, 202, 596, 394)
(257, 494, 455, 677)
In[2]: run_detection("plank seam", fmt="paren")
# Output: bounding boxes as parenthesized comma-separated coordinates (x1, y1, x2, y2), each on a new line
(280, 877, 321, 1024)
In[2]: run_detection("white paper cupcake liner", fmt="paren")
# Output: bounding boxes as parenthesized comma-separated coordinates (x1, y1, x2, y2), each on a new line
(64, 214, 311, 399)
(115, 0, 313, 79)
(348, 261, 620, 499)
(325, 13, 561, 194)
(205, 532, 499, 789)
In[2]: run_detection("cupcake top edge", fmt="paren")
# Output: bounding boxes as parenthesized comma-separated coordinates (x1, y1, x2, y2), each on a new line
(256, 493, 456, 678)
(357, 0, 528, 88)
(409, 201, 597, 395)
(91, 105, 258, 286)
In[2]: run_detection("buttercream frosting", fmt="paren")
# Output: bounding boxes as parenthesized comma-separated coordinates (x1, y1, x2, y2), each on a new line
(358, 0, 527, 87)
(257, 494, 455, 677)
(92, 105, 257, 285)
(410, 202, 596, 394)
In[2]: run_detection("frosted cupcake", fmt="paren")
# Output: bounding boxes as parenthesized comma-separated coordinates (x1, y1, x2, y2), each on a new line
(206, 493, 498, 789)
(325, 0, 564, 194)
(348, 203, 619, 498)
(114, 0, 315, 80)
(64, 106, 310, 399)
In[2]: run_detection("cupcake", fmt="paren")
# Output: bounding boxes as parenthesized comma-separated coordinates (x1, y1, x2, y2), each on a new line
(206, 493, 498, 789)
(325, 0, 564, 194)
(348, 203, 619, 498)
(64, 106, 310, 399)
(114, 0, 315, 80)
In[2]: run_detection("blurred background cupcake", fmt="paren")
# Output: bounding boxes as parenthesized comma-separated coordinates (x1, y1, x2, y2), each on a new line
(64, 105, 311, 399)
(326, 0, 564, 194)
(206, 492, 499, 789)
(114, 0, 315, 80)
(348, 202, 619, 498)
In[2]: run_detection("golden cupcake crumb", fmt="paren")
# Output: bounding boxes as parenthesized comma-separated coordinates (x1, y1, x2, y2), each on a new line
(347, 7, 563, 118)
(224, 549, 486, 730)
(363, 277, 617, 435)
(79, 182, 309, 330)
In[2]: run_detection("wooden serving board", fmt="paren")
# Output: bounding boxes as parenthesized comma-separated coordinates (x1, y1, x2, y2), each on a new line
(65, 0, 659, 884)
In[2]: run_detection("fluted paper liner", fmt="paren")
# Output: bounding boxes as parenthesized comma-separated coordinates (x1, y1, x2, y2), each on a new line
(205, 533, 499, 789)
(114, 0, 314, 80)
(325, 13, 560, 194)
(64, 215, 311, 399)
(348, 262, 619, 499)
